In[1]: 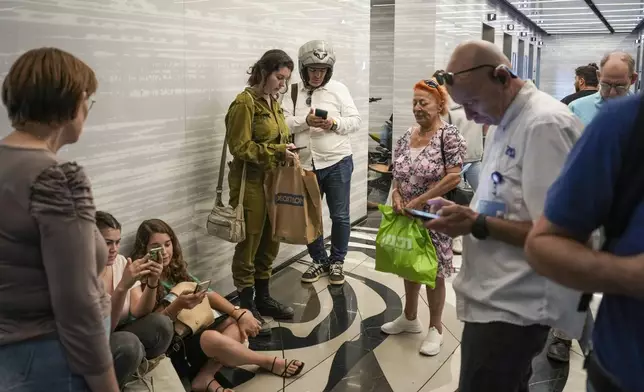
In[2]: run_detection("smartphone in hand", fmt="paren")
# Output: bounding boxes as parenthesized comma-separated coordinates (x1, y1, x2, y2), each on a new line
(314, 108, 328, 119)
(288, 146, 307, 152)
(148, 247, 163, 263)
(405, 208, 440, 221)
(194, 280, 211, 295)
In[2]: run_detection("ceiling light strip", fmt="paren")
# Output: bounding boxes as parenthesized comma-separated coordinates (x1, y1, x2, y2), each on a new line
(494, 0, 549, 35)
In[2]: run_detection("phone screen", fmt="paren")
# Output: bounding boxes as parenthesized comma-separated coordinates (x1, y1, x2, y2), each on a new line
(315, 108, 328, 119)
(194, 280, 211, 294)
(405, 208, 440, 221)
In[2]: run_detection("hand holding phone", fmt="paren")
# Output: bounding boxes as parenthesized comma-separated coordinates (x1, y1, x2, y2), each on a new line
(314, 108, 328, 119)
(194, 280, 211, 294)
(405, 208, 441, 221)
(148, 247, 163, 263)
(288, 146, 307, 152)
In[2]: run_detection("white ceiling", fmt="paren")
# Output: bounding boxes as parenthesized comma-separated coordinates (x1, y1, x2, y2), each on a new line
(511, 0, 644, 34)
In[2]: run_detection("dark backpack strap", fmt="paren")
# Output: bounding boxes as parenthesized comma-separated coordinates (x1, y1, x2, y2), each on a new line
(578, 96, 644, 311)
(291, 83, 298, 114)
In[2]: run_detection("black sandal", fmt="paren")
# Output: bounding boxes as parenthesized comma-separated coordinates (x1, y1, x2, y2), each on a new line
(204, 379, 233, 392)
(270, 357, 305, 378)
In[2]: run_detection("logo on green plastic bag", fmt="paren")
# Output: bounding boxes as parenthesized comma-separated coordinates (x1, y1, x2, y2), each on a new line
(379, 234, 413, 250)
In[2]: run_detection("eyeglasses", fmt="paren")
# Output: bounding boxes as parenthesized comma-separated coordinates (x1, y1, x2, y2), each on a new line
(433, 64, 517, 86)
(599, 82, 629, 95)
(87, 95, 96, 112)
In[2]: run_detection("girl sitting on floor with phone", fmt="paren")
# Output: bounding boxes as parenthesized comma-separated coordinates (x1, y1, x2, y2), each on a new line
(130, 219, 304, 392)
(96, 211, 175, 388)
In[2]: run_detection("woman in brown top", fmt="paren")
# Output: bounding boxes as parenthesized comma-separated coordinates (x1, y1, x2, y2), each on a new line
(0, 48, 118, 391)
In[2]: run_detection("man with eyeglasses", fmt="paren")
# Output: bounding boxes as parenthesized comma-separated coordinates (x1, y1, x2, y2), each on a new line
(569, 51, 638, 127)
(282, 40, 361, 286)
(425, 40, 585, 392)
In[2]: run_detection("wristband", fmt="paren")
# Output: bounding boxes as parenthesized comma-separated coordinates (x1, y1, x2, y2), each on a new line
(235, 310, 247, 322)
(146, 282, 159, 289)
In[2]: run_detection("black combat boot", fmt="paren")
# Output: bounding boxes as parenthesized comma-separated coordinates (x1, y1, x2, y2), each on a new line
(254, 279, 295, 320)
(238, 286, 271, 336)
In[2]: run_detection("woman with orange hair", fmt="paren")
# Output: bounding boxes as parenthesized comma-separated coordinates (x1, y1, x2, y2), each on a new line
(380, 78, 466, 356)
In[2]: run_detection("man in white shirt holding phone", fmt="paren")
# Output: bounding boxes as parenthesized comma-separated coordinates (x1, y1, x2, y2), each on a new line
(282, 40, 362, 286)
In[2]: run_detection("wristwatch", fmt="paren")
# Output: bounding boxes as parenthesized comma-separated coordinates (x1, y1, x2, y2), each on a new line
(471, 214, 489, 240)
(331, 119, 338, 131)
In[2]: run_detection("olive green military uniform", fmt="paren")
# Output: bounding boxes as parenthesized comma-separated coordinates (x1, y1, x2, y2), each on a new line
(225, 88, 290, 289)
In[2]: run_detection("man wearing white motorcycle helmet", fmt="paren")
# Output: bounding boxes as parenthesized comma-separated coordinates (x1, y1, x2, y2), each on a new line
(282, 40, 362, 286)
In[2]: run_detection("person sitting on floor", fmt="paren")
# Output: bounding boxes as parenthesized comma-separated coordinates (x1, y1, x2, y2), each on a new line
(130, 218, 305, 392)
(96, 211, 175, 387)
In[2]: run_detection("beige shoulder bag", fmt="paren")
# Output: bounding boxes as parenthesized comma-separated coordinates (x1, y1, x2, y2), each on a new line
(170, 282, 215, 337)
(206, 91, 252, 243)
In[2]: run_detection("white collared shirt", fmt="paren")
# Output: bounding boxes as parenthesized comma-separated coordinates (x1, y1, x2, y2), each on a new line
(282, 80, 361, 170)
(454, 81, 587, 338)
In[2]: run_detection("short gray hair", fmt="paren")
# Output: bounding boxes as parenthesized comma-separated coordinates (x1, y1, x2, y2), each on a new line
(600, 51, 635, 75)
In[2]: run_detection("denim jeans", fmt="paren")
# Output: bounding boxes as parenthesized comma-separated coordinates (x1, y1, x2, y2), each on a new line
(307, 155, 354, 264)
(0, 336, 90, 392)
(111, 313, 174, 387)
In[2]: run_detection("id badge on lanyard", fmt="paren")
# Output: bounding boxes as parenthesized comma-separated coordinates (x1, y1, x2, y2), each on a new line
(475, 170, 508, 218)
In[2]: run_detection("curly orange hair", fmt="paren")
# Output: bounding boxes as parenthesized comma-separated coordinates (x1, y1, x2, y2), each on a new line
(413, 78, 449, 116)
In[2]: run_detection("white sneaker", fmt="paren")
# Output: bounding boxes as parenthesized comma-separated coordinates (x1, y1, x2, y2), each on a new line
(381, 314, 423, 335)
(419, 327, 443, 356)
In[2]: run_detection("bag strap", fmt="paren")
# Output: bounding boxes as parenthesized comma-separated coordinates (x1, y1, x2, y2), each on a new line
(578, 97, 644, 311)
(216, 91, 250, 207)
(291, 83, 298, 114)
(439, 127, 447, 172)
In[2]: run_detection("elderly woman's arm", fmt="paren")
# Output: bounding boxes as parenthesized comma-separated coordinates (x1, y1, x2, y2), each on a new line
(31, 163, 118, 392)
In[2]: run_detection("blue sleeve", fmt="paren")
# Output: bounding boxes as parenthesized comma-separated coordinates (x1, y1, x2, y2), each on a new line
(544, 96, 639, 238)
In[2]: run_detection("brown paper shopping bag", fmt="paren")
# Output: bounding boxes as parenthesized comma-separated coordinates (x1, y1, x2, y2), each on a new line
(264, 161, 323, 245)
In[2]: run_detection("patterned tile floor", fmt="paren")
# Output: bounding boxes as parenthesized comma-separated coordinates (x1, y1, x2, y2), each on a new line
(213, 212, 590, 392)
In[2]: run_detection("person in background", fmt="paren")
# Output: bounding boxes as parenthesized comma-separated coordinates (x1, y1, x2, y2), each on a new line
(560, 63, 599, 105)
(282, 40, 362, 286)
(444, 96, 481, 192)
(526, 94, 644, 392)
(426, 40, 585, 392)
(569, 52, 638, 126)
(444, 94, 483, 255)
(380, 78, 465, 357)
(226, 49, 298, 333)
(96, 211, 174, 387)
(0, 48, 118, 391)
(379, 114, 393, 151)
(132, 219, 305, 392)
(548, 52, 635, 364)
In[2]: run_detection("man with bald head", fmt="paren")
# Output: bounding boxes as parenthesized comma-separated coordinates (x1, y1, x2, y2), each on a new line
(569, 51, 637, 126)
(426, 40, 586, 392)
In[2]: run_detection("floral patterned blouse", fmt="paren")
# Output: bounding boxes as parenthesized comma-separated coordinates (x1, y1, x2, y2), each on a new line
(392, 124, 467, 278)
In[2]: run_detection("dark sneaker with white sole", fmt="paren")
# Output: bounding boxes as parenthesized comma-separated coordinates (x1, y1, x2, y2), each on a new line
(329, 262, 345, 285)
(301, 262, 329, 283)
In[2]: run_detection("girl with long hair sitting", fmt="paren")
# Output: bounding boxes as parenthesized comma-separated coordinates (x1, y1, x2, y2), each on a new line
(130, 219, 304, 392)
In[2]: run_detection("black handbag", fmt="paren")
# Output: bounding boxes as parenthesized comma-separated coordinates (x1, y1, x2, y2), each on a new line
(439, 127, 473, 206)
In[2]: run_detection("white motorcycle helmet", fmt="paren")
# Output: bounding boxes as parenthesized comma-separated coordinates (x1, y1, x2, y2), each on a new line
(298, 40, 336, 87)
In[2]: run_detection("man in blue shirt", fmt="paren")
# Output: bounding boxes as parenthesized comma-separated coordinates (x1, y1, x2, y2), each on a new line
(568, 51, 637, 127)
(526, 94, 644, 392)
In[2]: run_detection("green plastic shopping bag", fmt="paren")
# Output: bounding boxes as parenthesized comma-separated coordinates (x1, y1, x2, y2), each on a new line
(375, 205, 439, 288)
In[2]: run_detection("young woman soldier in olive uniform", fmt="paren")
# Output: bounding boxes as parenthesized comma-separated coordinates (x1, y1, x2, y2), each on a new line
(225, 49, 298, 334)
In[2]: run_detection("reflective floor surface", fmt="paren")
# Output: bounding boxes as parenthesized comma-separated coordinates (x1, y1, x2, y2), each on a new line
(215, 212, 588, 392)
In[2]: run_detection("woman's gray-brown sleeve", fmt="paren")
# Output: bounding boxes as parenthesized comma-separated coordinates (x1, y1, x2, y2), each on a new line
(29, 162, 112, 376)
